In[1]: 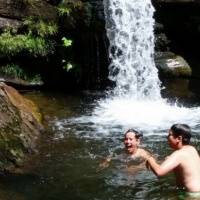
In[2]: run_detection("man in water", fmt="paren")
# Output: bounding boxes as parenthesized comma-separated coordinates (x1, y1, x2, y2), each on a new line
(99, 129, 150, 170)
(146, 124, 200, 196)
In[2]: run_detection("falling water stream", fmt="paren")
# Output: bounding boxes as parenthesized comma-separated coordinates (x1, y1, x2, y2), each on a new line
(103, 0, 161, 99)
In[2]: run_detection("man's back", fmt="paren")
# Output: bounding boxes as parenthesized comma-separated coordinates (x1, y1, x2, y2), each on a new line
(173, 145, 200, 192)
(146, 124, 200, 193)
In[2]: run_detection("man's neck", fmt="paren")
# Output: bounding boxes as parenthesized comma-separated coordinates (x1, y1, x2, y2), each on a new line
(176, 143, 189, 150)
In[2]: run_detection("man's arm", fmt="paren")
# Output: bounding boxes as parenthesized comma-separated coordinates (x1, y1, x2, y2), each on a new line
(146, 152, 180, 177)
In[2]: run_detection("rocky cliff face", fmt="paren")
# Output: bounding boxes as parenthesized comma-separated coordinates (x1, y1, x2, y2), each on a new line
(153, 0, 200, 78)
(0, 0, 57, 29)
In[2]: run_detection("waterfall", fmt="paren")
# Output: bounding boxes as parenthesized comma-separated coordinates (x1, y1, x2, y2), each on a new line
(87, 0, 200, 131)
(103, 0, 161, 100)
(54, 0, 200, 136)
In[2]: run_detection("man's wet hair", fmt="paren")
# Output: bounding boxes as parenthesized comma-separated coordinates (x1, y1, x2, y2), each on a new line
(170, 124, 191, 145)
(125, 129, 143, 139)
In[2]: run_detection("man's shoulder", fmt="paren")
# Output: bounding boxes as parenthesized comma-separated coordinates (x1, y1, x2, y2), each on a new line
(172, 145, 197, 158)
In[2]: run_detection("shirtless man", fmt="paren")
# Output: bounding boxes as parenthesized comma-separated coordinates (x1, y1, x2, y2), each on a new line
(146, 124, 200, 194)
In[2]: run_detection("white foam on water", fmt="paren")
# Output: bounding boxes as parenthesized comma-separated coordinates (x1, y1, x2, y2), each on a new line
(91, 97, 200, 132)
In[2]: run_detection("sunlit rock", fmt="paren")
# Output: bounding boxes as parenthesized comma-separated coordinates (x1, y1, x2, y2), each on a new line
(156, 53, 192, 77)
(0, 82, 43, 171)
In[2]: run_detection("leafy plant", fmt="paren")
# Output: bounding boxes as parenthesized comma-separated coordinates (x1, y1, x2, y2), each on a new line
(61, 37, 74, 72)
(0, 63, 42, 83)
(57, 0, 83, 16)
(57, 7, 71, 16)
(23, 18, 58, 37)
(0, 64, 25, 79)
(62, 37, 72, 47)
(63, 62, 73, 72)
(0, 29, 54, 57)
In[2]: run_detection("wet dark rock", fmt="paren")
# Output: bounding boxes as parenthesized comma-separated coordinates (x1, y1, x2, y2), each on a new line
(0, 17, 22, 29)
(0, 77, 43, 91)
(153, 0, 200, 54)
(155, 33, 170, 51)
(0, 0, 57, 29)
(153, 0, 200, 5)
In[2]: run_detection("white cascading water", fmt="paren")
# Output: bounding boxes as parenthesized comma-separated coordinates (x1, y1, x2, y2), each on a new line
(89, 0, 200, 132)
(103, 0, 160, 100)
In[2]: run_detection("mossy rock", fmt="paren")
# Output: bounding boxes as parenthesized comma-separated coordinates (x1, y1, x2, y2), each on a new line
(0, 82, 43, 171)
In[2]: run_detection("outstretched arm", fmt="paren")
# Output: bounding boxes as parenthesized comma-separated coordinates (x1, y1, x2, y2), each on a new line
(99, 157, 112, 169)
(146, 152, 180, 177)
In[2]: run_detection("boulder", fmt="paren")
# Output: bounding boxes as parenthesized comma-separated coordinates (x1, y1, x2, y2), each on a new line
(0, 82, 43, 171)
(155, 53, 192, 77)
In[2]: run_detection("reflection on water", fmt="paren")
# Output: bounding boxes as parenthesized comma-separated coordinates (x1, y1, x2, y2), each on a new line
(0, 89, 198, 200)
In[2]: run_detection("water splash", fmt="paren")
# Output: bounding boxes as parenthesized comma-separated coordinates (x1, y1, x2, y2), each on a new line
(92, 97, 200, 132)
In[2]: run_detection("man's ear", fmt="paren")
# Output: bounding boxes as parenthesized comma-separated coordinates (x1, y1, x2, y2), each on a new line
(177, 135, 183, 142)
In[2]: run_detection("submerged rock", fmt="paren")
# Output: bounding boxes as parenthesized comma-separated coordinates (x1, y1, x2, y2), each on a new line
(0, 82, 43, 171)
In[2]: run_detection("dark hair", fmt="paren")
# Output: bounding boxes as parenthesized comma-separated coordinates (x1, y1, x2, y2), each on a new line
(125, 129, 143, 139)
(170, 124, 191, 145)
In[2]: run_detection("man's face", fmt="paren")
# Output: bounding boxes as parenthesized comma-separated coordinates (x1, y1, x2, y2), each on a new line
(167, 130, 178, 149)
(124, 132, 140, 154)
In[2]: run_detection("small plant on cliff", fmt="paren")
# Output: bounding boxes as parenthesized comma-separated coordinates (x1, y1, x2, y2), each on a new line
(0, 29, 53, 57)
(23, 18, 58, 37)
(62, 37, 72, 47)
(0, 63, 42, 83)
(57, 0, 83, 15)
(61, 37, 74, 72)
(57, 0, 92, 27)
(0, 17, 59, 58)
(0, 64, 25, 79)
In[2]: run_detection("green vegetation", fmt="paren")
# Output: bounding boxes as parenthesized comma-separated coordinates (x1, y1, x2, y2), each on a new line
(0, 63, 42, 83)
(57, 0, 92, 26)
(62, 62, 73, 71)
(57, 7, 71, 16)
(23, 18, 58, 37)
(0, 30, 53, 57)
(0, 0, 90, 84)
(0, 17, 58, 58)
(62, 37, 72, 47)
(61, 37, 73, 72)
(57, 0, 83, 16)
